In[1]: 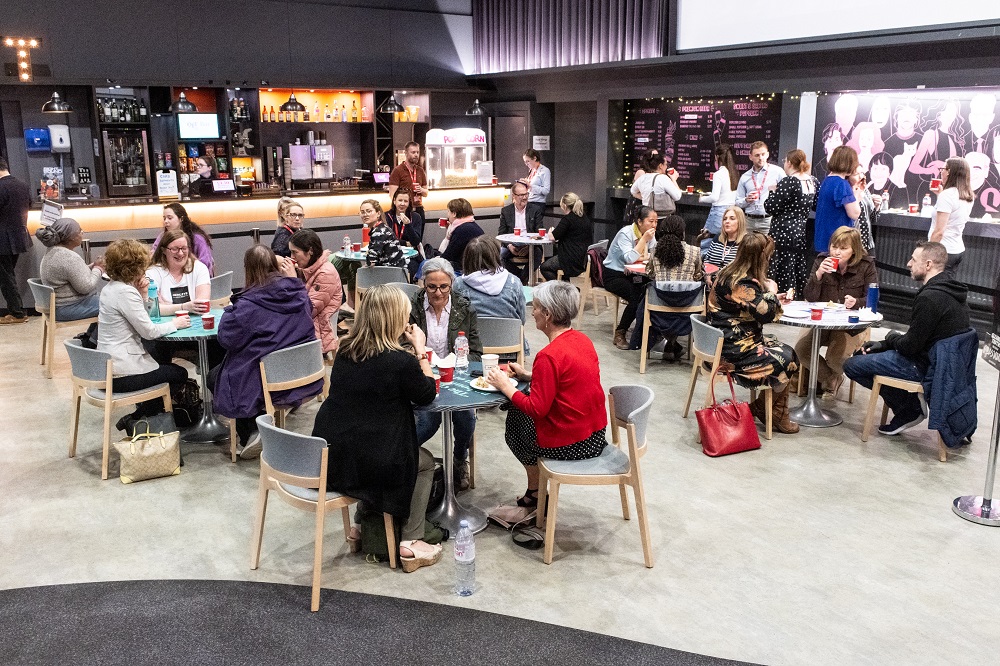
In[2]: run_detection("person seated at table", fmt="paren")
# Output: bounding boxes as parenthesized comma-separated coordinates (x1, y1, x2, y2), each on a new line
(454, 236, 528, 354)
(628, 214, 705, 357)
(485, 280, 608, 519)
(704, 206, 747, 271)
(795, 226, 878, 399)
(152, 203, 214, 275)
(708, 232, 799, 434)
(438, 198, 484, 275)
(603, 206, 657, 350)
(539, 192, 594, 282)
(98, 239, 190, 428)
(37, 217, 105, 321)
(312, 284, 442, 572)
(409, 257, 483, 491)
(385, 188, 424, 280)
(498, 181, 543, 281)
(363, 198, 406, 269)
(289, 229, 343, 359)
(146, 229, 211, 317)
(210, 245, 320, 459)
(271, 197, 305, 258)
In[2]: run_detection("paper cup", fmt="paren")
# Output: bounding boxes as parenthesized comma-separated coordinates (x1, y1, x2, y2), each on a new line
(439, 366, 455, 383)
(514, 227, 522, 236)
(810, 308, 823, 321)
(352, 242, 361, 252)
(482, 353, 499, 378)
(425, 349, 432, 366)
(439, 217, 449, 228)
(930, 178, 942, 189)
(538, 228, 547, 237)
(908, 203, 919, 213)
(830, 257, 839, 270)
(686, 185, 695, 193)
(433, 373, 441, 394)
(201, 313, 215, 330)
(194, 299, 209, 313)
(174, 310, 188, 317)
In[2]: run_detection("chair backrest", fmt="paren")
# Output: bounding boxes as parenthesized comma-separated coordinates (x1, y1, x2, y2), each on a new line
(63, 339, 111, 384)
(357, 265, 408, 289)
(261, 339, 325, 387)
(255, 414, 326, 483)
(587, 240, 609, 253)
(690, 314, 723, 361)
(478, 316, 523, 351)
(210, 271, 234, 303)
(609, 385, 654, 456)
(27, 278, 55, 314)
(390, 281, 421, 299)
(646, 281, 705, 310)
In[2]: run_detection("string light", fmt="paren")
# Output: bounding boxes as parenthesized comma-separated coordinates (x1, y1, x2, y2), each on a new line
(2, 36, 41, 82)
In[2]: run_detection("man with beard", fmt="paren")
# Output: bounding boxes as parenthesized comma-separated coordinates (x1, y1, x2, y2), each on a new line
(389, 141, 429, 221)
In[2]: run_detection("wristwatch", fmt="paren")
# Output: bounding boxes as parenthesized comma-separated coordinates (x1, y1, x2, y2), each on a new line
(416, 352, 429, 361)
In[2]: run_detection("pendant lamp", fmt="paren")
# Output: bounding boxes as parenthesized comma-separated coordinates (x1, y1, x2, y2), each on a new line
(169, 92, 197, 113)
(380, 94, 404, 114)
(279, 93, 305, 113)
(41, 91, 73, 113)
(465, 99, 485, 116)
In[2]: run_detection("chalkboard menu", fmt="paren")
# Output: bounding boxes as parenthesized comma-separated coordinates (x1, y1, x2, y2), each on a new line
(624, 96, 783, 192)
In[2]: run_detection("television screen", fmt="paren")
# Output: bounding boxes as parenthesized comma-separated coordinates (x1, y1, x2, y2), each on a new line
(373, 172, 390, 184)
(178, 113, 220, 140)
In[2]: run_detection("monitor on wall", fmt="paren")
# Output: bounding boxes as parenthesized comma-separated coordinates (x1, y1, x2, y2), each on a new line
(177, 114, 220, 140)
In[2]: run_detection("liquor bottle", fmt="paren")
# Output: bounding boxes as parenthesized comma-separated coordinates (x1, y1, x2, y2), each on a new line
(324, 104, 331, 121)
(103, 98, 111, 122)
(314, 101, 320, 121)
(97, 99, 105, 123)
(361, 105, 370, 122)
(123, 101, 132, 123)
(110, 100, 119, 122)
(341, 105, 347, 122)
(139, 99, 147, 120)
(350, 101, 359, 122)
(303, 106, 310, 122)
(332, 105, 340, 122)
(269, 106, 276, 122)
(239, 97, 246, 119)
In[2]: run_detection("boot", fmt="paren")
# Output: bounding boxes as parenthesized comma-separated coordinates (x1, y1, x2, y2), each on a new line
(771, 384, 800, 434)
(613, 330, 629, 350)
(748, 390, 768, 425)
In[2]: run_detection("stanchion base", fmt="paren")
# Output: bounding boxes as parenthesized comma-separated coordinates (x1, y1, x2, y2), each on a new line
(952, 496, 1000, 526)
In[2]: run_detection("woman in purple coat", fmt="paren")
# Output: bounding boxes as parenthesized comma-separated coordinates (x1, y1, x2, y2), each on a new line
(209, 244, 321, 459)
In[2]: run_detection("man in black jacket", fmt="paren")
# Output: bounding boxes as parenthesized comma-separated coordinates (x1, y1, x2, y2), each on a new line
(844, 241, 971, 435)
(0, 157, 32, 324)
(498, 182, 544, 280)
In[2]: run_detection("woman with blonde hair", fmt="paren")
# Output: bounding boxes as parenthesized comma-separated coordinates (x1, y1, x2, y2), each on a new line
(271, 197, 305, 258)
(796, 226, 877, 398)
(703, 206, 747, 270)
(539, 192, 594, 281)
(708, 232, 799, 434)
(312, 285, 442, 572)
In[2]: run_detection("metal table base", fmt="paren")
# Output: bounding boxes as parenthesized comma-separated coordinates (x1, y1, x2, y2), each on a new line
(426, 413, 488, 534)
(181, 337, 230, 443)
(788, 325, 843, 428)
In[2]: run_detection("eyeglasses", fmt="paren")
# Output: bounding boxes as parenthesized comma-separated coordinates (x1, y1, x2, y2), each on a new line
(425, 284, 451, 293)
(286, 212, 305, 218)
(166, 246, 189, 254)
(513, 192, 529, 198)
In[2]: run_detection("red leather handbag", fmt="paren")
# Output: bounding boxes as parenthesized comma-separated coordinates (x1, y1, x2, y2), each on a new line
(695, 371, 761, 457)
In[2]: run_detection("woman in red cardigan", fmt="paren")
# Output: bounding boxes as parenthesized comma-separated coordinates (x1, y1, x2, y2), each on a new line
(486, 280, 608, 517)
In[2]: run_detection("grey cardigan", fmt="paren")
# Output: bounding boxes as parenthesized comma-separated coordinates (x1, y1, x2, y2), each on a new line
(97, 281, 178, 376)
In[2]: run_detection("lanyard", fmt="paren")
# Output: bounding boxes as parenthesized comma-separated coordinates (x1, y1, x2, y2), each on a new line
(406, 165, 422, 202)
(390, 212, 405, 240)
(750, 167, 768, 195)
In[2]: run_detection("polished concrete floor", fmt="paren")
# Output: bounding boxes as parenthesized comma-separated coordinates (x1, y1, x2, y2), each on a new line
(3, 307, 999, 666)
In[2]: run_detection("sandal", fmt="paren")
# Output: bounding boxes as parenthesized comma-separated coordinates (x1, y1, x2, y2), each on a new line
(398, 540, 443, 573)
(512, 526, 545, 550)
(517, 488, 539, 508)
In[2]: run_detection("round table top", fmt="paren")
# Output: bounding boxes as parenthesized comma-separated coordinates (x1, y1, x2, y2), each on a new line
(334, 247, 418, 262)
(496, 233, 552, 246)
(778, 302, 882, 331)
(161, 308, 226, 341)
(416, 362, 526, 413)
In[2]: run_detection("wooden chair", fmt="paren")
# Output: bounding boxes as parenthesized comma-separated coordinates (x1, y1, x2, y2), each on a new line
(209, 271, 234, 308)
(860, 376, 948, 462)
(250, 415, 397, 612)
(28, 278, 98, 379)
(554, 243, 605, 329)
(638, 281, 705, 374)
(64, 339, 173, 480)
(356, 266, 408, 305)
(682, 314, 772, 440)
(536, 385, 654, 567)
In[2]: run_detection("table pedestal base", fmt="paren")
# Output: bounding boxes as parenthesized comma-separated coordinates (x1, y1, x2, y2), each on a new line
(953, 496, 1000, 526)
(180, 337, 230, 444)
(425, 413, 488, 534)
(788, 399, 843, 428)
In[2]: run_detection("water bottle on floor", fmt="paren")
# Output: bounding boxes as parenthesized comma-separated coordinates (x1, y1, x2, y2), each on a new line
(454, 520, 475, 596)
(147, 282, 160, 322)
(455, 331, 469, 370)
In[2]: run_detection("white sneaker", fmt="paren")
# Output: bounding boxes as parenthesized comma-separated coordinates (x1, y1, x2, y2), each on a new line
(238, 432, 262, 460)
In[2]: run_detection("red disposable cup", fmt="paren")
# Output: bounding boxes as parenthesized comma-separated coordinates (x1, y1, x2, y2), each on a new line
(830, 257, 839, 270)
(174, 310, 188, 317)
(352, 242, 361, 252)
(433, 374, 441, 394)
(439, 217, 449, 228)
(201, 313, 215, 330)
(908, 203, 919, 213)
(707, 172, 714, 181)
(439, 366, 455, 383)
(538, 228, 547, 237)
(810, 308, 823, 321)
(195, 299, 209, 313)
(514, 228, 522, 236)
(667, 168, 676, 176)
(425, 349, 432, 365)
(931, 178, 942, 189)
(491, 176, 498, 185)
(686, 185, 695, 193)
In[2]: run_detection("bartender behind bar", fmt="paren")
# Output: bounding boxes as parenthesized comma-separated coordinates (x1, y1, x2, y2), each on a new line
(389, 141, 429, 220)
(188, 157, 224, 198)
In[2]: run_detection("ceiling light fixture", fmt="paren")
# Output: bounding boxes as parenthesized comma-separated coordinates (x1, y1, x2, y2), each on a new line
(279, 92, 305, 113)
(169, 91, 198, 113)
(41, 91, 73, 113)
(465, 99, 486, 116)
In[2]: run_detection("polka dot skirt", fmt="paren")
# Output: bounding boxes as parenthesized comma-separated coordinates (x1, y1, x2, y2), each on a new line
(505, 402, 608, 467)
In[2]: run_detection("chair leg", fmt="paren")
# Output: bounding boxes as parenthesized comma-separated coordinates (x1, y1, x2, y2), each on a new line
(249, 479, 269, 569)
(848, 380, 856, 404)
(536, 471, 548, 529)
(765, 389, 773, 441)
(229, 418, 238, 463)
(383, 513, 398, 570)
(619, 484, 630, 520)
(639, 312, 650, 374)
(101, 399, 113, 480)
(44, 318, 56, 379)
(632, 476, 654, 569)
(682, 361, 700, 418)
(542, 481, 560, 565)
(937, 433, 948, 463)
(881, 403, 889, 426)
(311, 499, 326, 612)
(341, 506, 352, 542)
(39, 318, 48, 366)
(68, 388, 81, 458)
(861, 380, 882, 442)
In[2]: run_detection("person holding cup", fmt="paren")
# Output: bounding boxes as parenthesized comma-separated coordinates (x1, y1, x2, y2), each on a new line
(604, 205, 658, 350)
(796, 226, 877, 399)
(98, 239, 191, 429)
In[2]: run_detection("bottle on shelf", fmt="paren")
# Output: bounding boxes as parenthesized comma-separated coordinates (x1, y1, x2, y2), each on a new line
(455, 331, 469, 369)
(110, 100, 119, 122)
(123, 101, 132, 123)
(314, 102, 320, 121)
(103, 98, 111, 123)
(238, 97, 246, 119)
(303, 106, 310, 122)
(454, 520, 476, 597)
(341, 105, 347, 122)
(97, 99, 105, 123)
(361, 105, 370, 122)
(350, 101, 359, 122)
(332, 105, 341, 122)
(324, 104, 332, 121)
(269, 106, 276, 122)
(139, 99, 147, 120)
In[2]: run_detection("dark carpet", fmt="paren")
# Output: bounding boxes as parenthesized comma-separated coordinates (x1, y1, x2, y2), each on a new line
(0, 580, 756, 666)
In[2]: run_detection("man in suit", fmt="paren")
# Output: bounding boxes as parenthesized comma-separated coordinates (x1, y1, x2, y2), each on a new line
(498, 181, 543, 280)
(0, 157, 32, 324)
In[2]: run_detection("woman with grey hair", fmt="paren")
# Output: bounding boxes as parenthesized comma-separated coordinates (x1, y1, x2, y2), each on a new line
(37, 217, 105, 321)
(485, 280, 609, 520)
(409, 256, 483, 491)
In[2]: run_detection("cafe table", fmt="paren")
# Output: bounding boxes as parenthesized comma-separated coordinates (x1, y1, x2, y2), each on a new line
(496, 233, 552, 286)
(332, 246, 419, 263)
(418, 361, 526, 535)
(161, 308, 230, 443)
(777, 302, 882, 428)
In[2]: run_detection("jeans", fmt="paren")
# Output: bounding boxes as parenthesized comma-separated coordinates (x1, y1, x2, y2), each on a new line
(55, 292, 101, 321)
(538, 255, 562, 282)
(0, 253, 24, 317)
(843, 350, 927, 418)
(416, 409, 476, 461)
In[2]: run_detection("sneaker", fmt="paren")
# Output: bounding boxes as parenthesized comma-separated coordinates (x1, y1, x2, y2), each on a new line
(878, 412, 925, 436)
(237, 432, 262, 459)
(454, 459, 470, 492)
(0, 314, 28, 325)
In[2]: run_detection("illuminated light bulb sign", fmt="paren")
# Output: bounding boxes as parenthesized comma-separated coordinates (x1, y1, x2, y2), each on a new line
(2, 36, 41, 82)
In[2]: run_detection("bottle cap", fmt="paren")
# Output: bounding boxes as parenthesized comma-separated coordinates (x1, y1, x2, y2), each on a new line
(458, 331, 465, 336)
(460, 520, 469, 527)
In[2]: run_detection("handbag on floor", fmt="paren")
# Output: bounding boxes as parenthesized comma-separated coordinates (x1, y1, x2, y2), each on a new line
(695, 370, 761, 457)
(112, 421, 181, 483)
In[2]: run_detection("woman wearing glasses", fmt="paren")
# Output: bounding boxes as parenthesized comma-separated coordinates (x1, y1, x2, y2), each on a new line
(271, 197, 305, 258)
(151, 203, 215, 275)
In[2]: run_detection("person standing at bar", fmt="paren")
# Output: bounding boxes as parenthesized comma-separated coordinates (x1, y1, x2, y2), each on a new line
(735, 141, 783, 236)
(814, 146, 861, 253)
(389, 142, 428, 221)
(929, 157, 974, 271)
(520, 149, 551, 217)
(0, 157, 32, 325)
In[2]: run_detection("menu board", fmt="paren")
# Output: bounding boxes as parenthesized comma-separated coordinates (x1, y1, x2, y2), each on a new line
(624, 96, 783, 192)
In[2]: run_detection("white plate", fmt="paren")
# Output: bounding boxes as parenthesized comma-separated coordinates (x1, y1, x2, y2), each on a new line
(469, 376, 517, 392)
(782, 310, 810, 319)
(857, 313, 881, 322)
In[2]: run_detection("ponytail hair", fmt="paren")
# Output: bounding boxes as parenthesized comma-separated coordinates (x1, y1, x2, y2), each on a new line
(560, 192, 584, 216)
(785, 149, 810, 174)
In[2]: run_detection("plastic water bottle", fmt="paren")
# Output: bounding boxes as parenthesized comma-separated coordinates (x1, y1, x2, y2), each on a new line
(455, 331, 469, 370)
(147, 282, 160, 322)
(454, 520, 475, 596)
(342, 235, 352, 252)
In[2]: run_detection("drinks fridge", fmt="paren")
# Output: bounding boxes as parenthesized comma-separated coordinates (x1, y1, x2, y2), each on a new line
(102, 129, 152, 196)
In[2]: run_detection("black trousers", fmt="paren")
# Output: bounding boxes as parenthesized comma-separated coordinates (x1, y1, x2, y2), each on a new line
(539, 255, 562, 282)
(112, 363, 189, 416)
(601, 267, 646, 333)
(0, 253, 24, 317)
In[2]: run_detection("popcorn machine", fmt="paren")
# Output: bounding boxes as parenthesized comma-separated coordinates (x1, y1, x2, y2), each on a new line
(425, 128, 488, 187)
